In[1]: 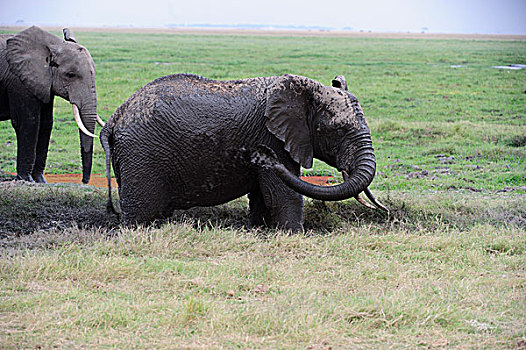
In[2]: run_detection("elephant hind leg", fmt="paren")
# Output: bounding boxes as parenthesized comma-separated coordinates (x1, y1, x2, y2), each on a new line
(118, 176, 174, 225)
(120, 199, 163, 225)
(119, 194, 163, 225)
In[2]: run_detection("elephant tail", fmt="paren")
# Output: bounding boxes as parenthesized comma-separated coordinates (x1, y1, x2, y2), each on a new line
(99, 125, 120, 218)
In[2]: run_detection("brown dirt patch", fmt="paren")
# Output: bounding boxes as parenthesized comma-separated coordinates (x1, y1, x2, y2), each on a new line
(45, 173, 118, 188)
(5, 172, 117, 188)
(7, 172, 333, 188)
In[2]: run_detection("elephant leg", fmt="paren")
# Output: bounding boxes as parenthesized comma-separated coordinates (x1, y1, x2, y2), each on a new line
(32, 100, 54, 183)
(118, 185, 149, 224)
(9, 92, 41, 182)
(248, 188, 272, 227)
(117, 168, 174, 225)
(256, 170, 304, 231)
(120, 192, 172, 224)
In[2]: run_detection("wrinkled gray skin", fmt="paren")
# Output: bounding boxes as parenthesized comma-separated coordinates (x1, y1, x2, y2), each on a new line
(101, 73, 382, 231)
(0, 26, 98, 183)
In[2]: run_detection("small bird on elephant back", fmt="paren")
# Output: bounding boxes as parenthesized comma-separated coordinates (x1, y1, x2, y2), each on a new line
(101, 73, 388, 231)
(0, 26, 104, 184)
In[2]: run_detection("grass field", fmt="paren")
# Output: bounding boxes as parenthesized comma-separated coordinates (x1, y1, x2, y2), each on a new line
(1, 28, 525, 349)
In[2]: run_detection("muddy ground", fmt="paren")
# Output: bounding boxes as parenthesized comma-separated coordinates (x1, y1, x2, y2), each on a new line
(0, 174, 377, 240)
(1, 170, 525, 252)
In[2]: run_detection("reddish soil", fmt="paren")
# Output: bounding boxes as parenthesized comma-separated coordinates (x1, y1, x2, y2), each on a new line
(45, 174, 118, 188)
(300, 176, 336, 186)
(7, 173, 334, 188)
(6, 173, 117, 187)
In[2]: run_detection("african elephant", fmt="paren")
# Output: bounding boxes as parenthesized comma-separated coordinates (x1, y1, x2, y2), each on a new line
(101, 73, 387, 231)
(0, 26, 104, 183)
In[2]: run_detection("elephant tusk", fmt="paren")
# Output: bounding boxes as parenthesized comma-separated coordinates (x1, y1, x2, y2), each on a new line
(364, 187, 389, 214)
(72, 104, 98, 138)
(344, 170, 374, 208)
(343, 170, 388, 212)
(96, 114, 105, 127)
(354, 193, 376, 209)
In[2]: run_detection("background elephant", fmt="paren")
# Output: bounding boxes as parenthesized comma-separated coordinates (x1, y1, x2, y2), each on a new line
(101, 73, 387, 231)
(0, 26, 103, 183)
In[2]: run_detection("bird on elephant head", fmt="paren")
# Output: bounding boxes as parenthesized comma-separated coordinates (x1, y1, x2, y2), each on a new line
(101, 73, 388, 231)
(0, 26, 104, 184)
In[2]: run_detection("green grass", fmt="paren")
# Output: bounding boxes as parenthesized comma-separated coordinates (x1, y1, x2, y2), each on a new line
(0, 30, 525, 348)
(1, 30, 525, 192)
(0, 186, 525, 348)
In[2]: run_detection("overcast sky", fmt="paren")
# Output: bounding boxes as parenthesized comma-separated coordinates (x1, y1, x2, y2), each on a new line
(1, 0, 525, 34)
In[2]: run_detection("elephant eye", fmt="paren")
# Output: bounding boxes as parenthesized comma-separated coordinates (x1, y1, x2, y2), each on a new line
(65, 72, 77, 78)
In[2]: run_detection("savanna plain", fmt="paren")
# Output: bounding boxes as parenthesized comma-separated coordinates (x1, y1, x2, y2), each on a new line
(0, 28, 525, 349)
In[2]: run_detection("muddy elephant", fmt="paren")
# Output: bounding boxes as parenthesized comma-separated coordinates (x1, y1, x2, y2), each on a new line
(101, 73, 387, 231)
(0, 26, 104, 183)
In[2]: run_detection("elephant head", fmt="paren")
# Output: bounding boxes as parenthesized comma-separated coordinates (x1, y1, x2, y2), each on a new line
(261, 74, 387, 212)
(5, 26, 104, 183)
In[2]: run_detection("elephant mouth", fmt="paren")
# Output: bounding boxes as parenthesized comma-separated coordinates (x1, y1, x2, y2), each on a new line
(71, 103, 105, 138)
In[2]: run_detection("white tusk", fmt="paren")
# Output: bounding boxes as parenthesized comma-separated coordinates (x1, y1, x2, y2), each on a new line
(96, 114, 105, 127)
(343, 170, 380, 210)
(72, 104, 98, 138)
(364, 188, 389, 214)
(354, 193, 376, 210)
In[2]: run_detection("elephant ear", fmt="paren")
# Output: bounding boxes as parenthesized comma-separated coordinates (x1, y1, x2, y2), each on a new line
(265, 74, 318, 169)
(6, 26, 62, 103)
(331, 75, 348, 91)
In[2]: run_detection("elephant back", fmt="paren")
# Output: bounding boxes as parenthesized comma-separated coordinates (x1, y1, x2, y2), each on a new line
(0, 35, 11, 83)
(109, 73, 267, 130)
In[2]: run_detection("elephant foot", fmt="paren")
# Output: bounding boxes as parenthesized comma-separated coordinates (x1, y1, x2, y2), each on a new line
(15, 173, 35, 182)
(32, 173, 47, 184)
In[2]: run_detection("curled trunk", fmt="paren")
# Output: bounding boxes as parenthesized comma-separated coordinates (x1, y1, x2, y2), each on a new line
(272, 134, 376, 201)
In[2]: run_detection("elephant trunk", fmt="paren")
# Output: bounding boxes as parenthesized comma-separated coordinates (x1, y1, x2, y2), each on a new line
(272, 131, 376, 201)
(72, 104, 97, 184)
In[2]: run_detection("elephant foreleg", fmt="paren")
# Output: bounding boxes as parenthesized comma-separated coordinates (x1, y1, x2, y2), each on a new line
(248, 188, 271, 228)
(255, 170, 304, 231)
(32, 100, 54, 183)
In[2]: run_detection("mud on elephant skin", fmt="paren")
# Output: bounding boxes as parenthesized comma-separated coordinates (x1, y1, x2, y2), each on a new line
(101, 73, 387, 231)
(0, 26, 104, 184)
